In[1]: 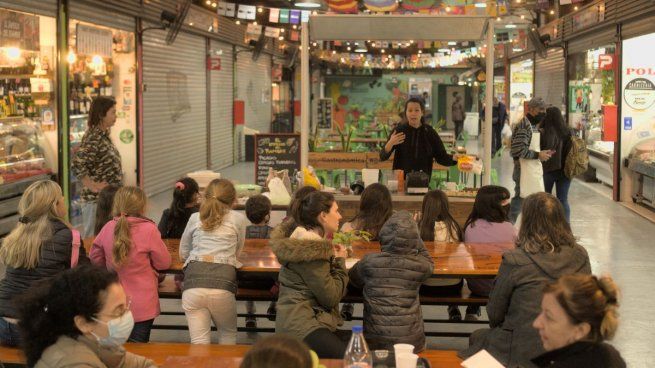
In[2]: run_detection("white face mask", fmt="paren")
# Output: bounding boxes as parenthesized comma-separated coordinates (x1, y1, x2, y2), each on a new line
(91, 310, 134, 348)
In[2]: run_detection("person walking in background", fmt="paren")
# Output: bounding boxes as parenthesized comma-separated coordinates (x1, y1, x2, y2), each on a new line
(91, 186, 171, 343)
(71, 96, 124, 238)
(540, 106, 573, 222)
(491, 98, 508, 155)
(452, 94, 465, 140)
(509, 97, 552, 223)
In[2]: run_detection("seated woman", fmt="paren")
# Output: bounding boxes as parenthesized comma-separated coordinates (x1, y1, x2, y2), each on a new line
(349, 211, 433, 352)
(531, 274, 626, 368)
(17, 265, 155, 367)
(271, 191, 349, 359)
(459, 192, 591, 367)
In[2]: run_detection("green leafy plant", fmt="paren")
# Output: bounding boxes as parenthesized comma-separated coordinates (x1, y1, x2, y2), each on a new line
(432, 118, 447, 133)
(333, 229, 373, 256)
(335, 124, 355, 152)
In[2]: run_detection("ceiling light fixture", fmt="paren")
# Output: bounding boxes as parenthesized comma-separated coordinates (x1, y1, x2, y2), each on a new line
(294, 0, 323, 8)
(474, 2, 487, 7)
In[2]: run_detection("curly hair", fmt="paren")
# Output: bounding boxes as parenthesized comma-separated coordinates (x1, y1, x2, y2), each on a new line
(16, 265, 119, 367)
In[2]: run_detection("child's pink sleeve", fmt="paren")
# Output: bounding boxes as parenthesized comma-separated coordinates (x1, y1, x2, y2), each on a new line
(149, 226, 172, 271)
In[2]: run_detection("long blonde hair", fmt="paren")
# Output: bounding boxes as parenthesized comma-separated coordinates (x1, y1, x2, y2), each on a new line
(0, 180, 64, 269)
(111, 186, 147, 266)
(200, 179, 236, 231)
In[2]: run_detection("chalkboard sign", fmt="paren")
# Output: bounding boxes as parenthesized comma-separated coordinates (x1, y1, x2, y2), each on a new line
(317, 98, 333, 130)
(254, 133, 301, 186)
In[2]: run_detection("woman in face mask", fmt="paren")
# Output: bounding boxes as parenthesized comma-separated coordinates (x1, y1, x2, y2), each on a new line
(17, 265, 156, 368)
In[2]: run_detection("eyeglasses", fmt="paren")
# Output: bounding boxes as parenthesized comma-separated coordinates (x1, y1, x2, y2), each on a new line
(95, 297, 132, 320)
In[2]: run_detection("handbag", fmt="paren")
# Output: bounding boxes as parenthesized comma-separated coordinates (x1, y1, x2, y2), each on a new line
(519, 131, 544, 198)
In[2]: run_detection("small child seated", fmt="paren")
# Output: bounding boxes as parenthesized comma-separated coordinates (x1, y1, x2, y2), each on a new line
(158, 177, 200, 239)
(245, 195, 273, 239)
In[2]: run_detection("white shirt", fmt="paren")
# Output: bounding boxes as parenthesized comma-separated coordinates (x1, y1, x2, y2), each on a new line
(179, 211, 247, 268)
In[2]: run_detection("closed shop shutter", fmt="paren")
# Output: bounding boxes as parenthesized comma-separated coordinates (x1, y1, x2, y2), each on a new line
(209, 40, 234, 170)
(0, 0, 56, 16)
(567, 26, 617, 54)
(70, 1, 135, 31)
(534, 48, 566, 110)
(143, 28, 207, 195)
(236, 52, 272, 134)
(621, 14, 655, 40)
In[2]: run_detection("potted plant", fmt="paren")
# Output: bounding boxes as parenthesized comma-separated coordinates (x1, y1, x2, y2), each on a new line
(333, 229, 373, 256)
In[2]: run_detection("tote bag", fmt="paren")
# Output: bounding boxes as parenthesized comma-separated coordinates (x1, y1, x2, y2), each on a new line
(519, 131, 544, 198)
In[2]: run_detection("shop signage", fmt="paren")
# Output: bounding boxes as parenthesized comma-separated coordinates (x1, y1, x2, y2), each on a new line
(571, 2, 605, 32)
(598, 54, 614, 70)
(76, 24, 112, 57)
(623, 78, 655, 111)
(254, 133, 301, 186)
(207, 56, 221, 70)
(0, 10, 39, 51)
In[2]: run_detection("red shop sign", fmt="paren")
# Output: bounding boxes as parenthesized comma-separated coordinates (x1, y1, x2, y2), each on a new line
(207, 56, 221, 70)
(598, 54, 614, 70)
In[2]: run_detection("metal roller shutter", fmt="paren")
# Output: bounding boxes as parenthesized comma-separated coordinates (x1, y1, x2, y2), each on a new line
(621, 15, 655, 40)
(567, 26, 617, 54)
(534, 48, 566, 110)
(236, 52, 272, 134)
(70, 1, 135, 31)
(0, 0, 56, 16)
(209, 40, 234, 170)
(143, 28, 207, 195)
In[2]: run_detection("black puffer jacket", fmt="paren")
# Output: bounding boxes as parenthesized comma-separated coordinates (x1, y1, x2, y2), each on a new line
(349, 211, 434, 352)
(0, 219, 90, 318)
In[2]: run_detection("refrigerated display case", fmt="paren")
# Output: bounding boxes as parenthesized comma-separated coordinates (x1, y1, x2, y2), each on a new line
(627, 139, 655, 211)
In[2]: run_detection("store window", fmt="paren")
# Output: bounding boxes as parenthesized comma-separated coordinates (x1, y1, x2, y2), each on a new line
(0, 8, 57, 193)
(67, 19, 136, 230)
(509, 59, 533, 124)
(567, 45, 616, 186)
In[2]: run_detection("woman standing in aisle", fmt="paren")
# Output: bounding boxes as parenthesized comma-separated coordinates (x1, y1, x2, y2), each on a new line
(72, 96, 123, 238)
(380, 97, 458, 179)
(540, 106, 573, 222)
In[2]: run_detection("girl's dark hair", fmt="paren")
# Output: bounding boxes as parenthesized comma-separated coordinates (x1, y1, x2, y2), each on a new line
(294, 191, 335, 234)
(418, 190, 462, 242)
(167, 177, 199, 235)
(517, 192, 576, 253)
(403, 97, 426, 125)
(288, 186, 318, 218)
(17, 265, 119, 367)
(88, 96, 116, 129)
(94, 184, 121, 236)
(240, 334, 312, 368)
(463, 185, 511, 232)
(542, 106, 569, 140)
(349, 183, 392, 239)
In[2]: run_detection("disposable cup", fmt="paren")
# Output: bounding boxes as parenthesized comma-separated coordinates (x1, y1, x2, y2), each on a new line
(387, 180, 398, 192)
(395, 352, 419, 368)
(393, 343, 414, 363)
(362, 168, 380, 187)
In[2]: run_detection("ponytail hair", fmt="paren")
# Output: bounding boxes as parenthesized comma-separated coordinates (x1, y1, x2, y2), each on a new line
(200, 179, 236, 231)
(294, 191, 335, 235)
(544, 274, 620, 342)
(111, 186, 147, 266)
(288, 186, 318, 218)
(167, 177, 199, 234)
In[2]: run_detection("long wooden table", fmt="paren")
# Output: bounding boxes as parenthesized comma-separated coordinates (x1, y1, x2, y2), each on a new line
(0, 344, 462, 368)
(160, 239, 513, 279)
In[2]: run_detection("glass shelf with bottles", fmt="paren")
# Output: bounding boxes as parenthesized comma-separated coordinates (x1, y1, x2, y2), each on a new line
(0, 118, 52, 185)
(70, 114, 88, 147)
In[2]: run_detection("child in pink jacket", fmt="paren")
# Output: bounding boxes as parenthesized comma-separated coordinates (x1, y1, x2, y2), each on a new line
(90, 186, 171, 343)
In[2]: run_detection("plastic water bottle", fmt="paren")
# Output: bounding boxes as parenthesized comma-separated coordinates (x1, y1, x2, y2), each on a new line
(343, 325, 372, 368)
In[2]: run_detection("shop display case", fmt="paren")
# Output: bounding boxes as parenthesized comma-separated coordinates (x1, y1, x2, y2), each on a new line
(69, 114, 88, 229)
(0, 117, 53, 234)
(627, 138, 655, 210)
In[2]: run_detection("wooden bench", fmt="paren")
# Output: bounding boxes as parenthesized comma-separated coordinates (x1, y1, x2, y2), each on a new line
(0, 344, 463, 368)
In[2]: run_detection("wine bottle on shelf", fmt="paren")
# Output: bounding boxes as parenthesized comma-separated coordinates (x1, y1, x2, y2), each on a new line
(0, 80, 5, 97)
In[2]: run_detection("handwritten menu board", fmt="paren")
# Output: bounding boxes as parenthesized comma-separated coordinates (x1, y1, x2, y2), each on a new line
(317, 98, 333, 130)
(255, 133, 301, 186)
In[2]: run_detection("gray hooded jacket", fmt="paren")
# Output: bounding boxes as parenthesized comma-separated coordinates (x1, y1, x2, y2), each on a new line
(349, 211, 434, 352)
(459, 242, 591, 367)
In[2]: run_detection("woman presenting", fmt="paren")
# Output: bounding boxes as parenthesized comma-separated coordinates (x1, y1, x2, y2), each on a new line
(380, 97, 458, 178)
(72, 96, 123, 237)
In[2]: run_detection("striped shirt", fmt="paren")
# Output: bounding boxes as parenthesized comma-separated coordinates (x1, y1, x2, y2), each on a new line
(510, 117, 539, 161)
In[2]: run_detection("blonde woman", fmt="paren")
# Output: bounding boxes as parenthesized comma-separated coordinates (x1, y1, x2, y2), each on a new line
(0, 180, 88, 347)
(90, 186, 171, 343)
(179, 179, 247, 344)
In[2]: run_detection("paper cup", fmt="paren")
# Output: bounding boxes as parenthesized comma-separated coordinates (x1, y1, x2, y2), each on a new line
(395, 352, 419, 368)
(362, 168, 380, 188)
(387, 180, 398, 192)
(393, 343, 414, 365)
